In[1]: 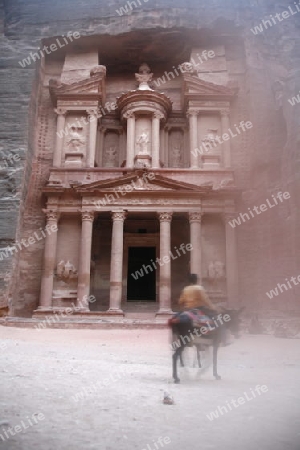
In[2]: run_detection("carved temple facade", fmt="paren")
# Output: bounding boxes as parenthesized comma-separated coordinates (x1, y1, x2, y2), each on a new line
(34, 45, 241, 318)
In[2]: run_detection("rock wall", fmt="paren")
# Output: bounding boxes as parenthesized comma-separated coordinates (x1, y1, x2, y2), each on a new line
(0, 0, 299, 315)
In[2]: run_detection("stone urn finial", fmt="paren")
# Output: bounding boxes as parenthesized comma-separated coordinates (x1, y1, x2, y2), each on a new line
(135, 63, 153, 91)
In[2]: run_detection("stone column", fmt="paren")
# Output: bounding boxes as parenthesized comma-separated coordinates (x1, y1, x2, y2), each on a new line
(157, 212, 173, 315)
(108, 211, 126, 314)
(220, 109, 231, 168)
(77, 211, 94, 309)
(87, 108, 99, 168)
(99, 125, 106, 167)
(187, 110, 199, 168)
(164, 126, 169, 167)
(39, 210, 59, 309)
(223, 213, 239, 306)
(53, 108, 67, 168)
(189, 212, 202, 283)
(124, 111, 135, 168)
(152, 112, 163, 168)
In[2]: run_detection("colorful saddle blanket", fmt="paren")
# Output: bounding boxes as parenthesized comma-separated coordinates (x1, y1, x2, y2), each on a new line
(182, 309, 215, 331)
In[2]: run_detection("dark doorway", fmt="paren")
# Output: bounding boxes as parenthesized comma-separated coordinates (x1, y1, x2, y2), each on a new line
(127, 247, 156, 301)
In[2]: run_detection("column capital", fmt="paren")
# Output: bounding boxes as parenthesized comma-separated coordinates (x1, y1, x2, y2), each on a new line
(187, 110, 199, 118)
(220, 108, 230, 118)
(153, 111, 164, 120)
(221, 212, 236, 223)
(43, 209, 59, 221)
(124, 111, 135, 120)
(189, 211, 203, 223)
(86, 108, 99, 118)
(158, 212, 173, 223)
(81, 211, 94, 222)
(111, 211, 127, 222)
(54, 108, 67, 116)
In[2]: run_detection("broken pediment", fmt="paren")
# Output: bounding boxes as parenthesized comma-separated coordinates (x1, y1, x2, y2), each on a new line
(182, 74, 237, 101)
(49, 65, 106, 104)
(74, 171, 212, 194)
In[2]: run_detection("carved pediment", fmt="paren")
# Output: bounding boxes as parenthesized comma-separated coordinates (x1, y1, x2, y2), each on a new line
(75, 170, 212, 194)
(49, 66, 106, 104)
(183, 74, 237, 101)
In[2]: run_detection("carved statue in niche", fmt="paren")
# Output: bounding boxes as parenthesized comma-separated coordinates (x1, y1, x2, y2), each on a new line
(207, 259, 225, 293)
(66, 126, 86, 152)
(135, 63, 153, 90)
(136, 130, 150, 154)
(170, 131, 183, 167)
(103, 132, 119, 167)
(207, 260, 226, 284)
(56, 260, 78, 282)
(208, 261, 216, 279)
(202, 129, 219, 149)
(214, 260, 225, 278)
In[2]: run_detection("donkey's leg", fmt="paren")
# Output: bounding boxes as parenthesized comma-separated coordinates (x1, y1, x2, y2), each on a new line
(213, 341, 221, 380)
(179, 351, 184, 367)
(195, 345, 202, 368)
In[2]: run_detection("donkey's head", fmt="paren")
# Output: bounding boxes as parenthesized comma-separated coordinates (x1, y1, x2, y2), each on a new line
(222, 307, 244, 338)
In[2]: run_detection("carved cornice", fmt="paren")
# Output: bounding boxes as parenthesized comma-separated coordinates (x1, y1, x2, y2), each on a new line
(183, 74, 237, 99)
(49, 67, 106, 105)
(117, 90, 172, 120)
(158, 212, 173, 222)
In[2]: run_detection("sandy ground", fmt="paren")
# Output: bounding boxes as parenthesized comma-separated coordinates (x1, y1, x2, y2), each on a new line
(0, 326, 299, 450)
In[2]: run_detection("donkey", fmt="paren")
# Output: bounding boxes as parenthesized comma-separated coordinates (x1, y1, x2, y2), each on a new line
(169, 308, 243, 384)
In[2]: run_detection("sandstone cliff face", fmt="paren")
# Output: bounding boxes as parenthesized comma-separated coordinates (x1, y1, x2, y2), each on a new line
(0, 0, 299, 315)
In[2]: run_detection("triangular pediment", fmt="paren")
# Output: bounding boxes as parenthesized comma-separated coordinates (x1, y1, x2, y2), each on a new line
(183, 74, 236, 99)
(75, 170, 212, 194)
(49, 70, 105, 103)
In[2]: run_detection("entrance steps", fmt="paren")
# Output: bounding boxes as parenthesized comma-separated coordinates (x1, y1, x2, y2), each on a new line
(0, 314, 170, 330)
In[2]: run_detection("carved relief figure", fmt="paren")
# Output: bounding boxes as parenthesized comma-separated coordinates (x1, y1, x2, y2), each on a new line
(136, 130, 150, 154)
(103, 132, 119, 167)
(170, 131, 183, 167)
(66, 126, 86, 152)
(56, 260, 78, 282)
(208, 261, 216, 279)
(207, 260, 226, 281)
(214, 260, 225, 278)
(202, 129, 219, 148)
(105, 145, 117, 165)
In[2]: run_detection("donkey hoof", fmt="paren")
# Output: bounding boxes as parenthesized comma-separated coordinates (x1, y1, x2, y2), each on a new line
(214, 375, 221, 380)
(174, 378, 180, 384)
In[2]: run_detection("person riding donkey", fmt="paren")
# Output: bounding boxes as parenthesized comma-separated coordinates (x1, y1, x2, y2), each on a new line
(179, 273, 218, 315)
(170, 274, 242, 382)
(177, 273, 228, 345)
